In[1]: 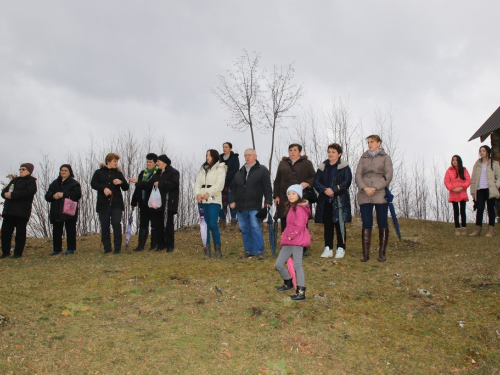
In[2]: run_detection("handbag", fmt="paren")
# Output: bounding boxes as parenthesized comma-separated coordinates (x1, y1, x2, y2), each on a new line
(62, 198, 78, 216)
(286, 162, 318, 203)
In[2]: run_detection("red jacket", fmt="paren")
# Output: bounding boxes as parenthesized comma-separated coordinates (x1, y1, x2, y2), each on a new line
(444, 166, 470, 202)
(280, 202, 311, 247)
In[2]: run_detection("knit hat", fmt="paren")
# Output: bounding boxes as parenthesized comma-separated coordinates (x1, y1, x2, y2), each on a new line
(20, 163, 34, 174)
(286, 184, 303, 198)
(157, 154, 171, 165)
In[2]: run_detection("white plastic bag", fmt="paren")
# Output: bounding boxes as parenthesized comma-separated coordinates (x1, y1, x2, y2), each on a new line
(148, 186, 162, 209)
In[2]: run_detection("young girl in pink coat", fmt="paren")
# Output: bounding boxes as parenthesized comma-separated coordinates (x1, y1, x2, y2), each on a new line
(444, 155, 471, 236)
(274, 184, 311, 301)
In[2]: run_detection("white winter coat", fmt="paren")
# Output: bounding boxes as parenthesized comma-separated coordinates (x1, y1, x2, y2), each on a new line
(194, 161, 227, 205)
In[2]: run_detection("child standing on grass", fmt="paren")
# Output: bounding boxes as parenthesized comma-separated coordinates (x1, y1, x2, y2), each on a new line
(274, 185, 311, 301)
(444, 155, 470, 236)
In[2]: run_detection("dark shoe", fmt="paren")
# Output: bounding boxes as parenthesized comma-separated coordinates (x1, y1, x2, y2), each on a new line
(204, 243, 212, 259)
(257, 253, 264, 260)
(290, 286, 306, 301)
(12, 254, 22, 259)
(113, 250, 121, 254)
(230, 218, 237, 227)
(218, 219, 226, 231)
(360, 229, 372, 262)
(166, 248, 174, 253)
(240, 253, 253, 259)
(50, 251, 61, 256)
(214, 244, 222, 259)
(277, 278, 294, 291)
(378, 228, 389, 262)
(0, 254, 10, 259)
(156, 247, 167, 252)
(104, 249, 112, 254)
(133, 247, 144, 252)
(65, 250, 75, 255)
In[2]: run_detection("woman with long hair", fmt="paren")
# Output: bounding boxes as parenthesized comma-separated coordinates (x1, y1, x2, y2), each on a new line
(444, 155, 470, 236)
(469, 145, 500, 237)
(195, 149, 226, 258)
(45, 164, 82, 255)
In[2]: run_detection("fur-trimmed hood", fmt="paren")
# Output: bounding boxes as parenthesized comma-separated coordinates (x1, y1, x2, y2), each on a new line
(98, 163, 123, 172)
(317, 158, 349, 171)
(281, 155, 309, 162)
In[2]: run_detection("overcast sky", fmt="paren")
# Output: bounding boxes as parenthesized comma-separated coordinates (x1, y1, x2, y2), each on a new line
(1, 1, 499, 182)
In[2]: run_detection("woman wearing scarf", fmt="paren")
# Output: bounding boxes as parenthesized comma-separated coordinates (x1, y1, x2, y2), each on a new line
(355, 135, 393, 262)
(45, 164, 82, 255)
(129, 153, 160, 251)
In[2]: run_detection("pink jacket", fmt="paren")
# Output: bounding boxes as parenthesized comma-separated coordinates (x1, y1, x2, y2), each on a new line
(280, 201, 311, 247)
(444, 166, 470, 202)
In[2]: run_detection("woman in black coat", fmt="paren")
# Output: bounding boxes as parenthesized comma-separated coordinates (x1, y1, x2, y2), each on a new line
(314, 143, 352, 259)
(1, 163, 38, 259)
(91, 153, 129, 254)
(45, 164, 82, 255)
(218, 142, 240, 228)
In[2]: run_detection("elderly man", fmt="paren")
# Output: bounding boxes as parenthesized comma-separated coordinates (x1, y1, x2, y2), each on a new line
(230, 148, 273, 260)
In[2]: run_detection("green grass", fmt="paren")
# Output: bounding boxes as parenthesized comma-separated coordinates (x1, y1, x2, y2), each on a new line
(0, 218, 499, 374)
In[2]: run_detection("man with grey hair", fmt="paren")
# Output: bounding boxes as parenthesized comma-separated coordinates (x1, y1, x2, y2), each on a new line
(230, 148, 273, 259)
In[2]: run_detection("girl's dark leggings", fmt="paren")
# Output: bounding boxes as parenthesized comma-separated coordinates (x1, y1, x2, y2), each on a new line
(452, 200, 467, 228)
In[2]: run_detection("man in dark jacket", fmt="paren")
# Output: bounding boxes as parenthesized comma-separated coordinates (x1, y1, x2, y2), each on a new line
(149, 154, 180, 252)
(230, 148, 273, 259)
(1, 163, 38, 258)
(129, 153, 160, 251)
(91, 153, 130, 254)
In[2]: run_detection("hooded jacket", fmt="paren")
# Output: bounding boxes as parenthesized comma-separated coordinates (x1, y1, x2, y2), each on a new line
(90, 164, 129, 212)
(355, 149, 393, 205)
(230, 160, 273, 211)
(45, 176, 82, 223)
(273, 155, 316, 218)
(314, 158, 352, 223)
(280, 202, 311, 247)
(1, 175, 38, 219)
(444, 166, 470, 203)
(194, 161, 227, 205)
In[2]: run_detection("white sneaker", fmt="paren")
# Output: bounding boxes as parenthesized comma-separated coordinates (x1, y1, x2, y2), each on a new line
(335, 247, 345, 258)
(320, 246, 333, 258)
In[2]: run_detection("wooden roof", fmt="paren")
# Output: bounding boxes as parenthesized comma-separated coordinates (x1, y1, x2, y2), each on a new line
(469, 106, 500, 142)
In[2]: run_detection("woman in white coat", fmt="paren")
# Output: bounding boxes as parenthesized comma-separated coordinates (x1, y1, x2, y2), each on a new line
(195, 149, 227, 258)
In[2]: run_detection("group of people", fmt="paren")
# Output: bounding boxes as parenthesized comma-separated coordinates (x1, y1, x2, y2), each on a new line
(2, 138, 499, 301)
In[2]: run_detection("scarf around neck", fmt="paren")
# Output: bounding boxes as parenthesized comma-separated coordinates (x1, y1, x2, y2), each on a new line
(367, 149, 382, 158)
(142, 165, 159, 181)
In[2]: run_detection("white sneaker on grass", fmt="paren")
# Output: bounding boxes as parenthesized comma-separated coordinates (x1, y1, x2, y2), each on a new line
(320, 246, 333, 258)
(335, 247, 345, 258)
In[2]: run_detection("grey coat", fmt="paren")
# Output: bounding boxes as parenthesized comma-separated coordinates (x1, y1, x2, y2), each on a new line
(355, 149, 393, 205)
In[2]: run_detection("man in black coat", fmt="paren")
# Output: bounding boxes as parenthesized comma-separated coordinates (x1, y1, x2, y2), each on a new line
(1, 163, 38, 258)
(230, 148, 272, 260)
(130, 153, 160, 251)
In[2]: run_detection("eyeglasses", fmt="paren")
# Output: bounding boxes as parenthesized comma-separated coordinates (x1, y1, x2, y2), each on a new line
(19, 168, 27, 171)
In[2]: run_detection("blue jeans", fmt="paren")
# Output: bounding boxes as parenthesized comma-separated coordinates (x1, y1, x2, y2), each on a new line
(237, 210, 264, 255)
(360, 203, 389, 230)
(203, 203, 221, 245)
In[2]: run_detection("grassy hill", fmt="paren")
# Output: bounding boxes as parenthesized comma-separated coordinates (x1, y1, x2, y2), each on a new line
(0, 218, 499, 374)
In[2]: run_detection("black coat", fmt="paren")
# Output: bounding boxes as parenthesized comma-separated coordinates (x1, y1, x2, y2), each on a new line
(220, 151, 240, 187)
(141, 165, 180, 214)
(90, 165, 129, 212)
(1, 175, 37, 220)
(314, 159, 352, 224)
(131, 168, 161, 209)
(230, 161, 273, 211)
(45, 176, 82, 223)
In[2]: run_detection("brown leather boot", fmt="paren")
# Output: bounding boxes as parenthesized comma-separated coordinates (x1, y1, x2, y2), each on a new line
(469, 226, 482, 236)
(360, 229, 372, 262)
(378, 228, 389, 262)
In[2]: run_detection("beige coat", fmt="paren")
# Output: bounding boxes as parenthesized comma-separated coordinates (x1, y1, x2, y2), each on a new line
(194, 161, 227, 205)
(469, 158, 500, 199)
(355, 149, 393, 205)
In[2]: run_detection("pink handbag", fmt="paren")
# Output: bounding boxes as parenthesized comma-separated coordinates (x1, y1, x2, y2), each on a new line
(62, 198, 78, 216)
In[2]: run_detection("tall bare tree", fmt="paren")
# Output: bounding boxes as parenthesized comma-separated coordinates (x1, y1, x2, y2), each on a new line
(212, 50, 263, 149)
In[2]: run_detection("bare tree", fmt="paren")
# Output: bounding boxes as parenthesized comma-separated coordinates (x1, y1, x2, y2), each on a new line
(212, 50, 263, 149)
(262, 64, 304, 175)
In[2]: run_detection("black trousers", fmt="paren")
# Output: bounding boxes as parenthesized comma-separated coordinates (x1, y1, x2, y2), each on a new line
(323, 202, 346, 250)
(53, 220, 77, 252)
(98, 207, 123, 252)
(151, 210, 175, 249)
(138, 204, 154, 231)
(451, 201, 467, 228)
(1, 215, 29, 256)
(475, 189, 496, 227)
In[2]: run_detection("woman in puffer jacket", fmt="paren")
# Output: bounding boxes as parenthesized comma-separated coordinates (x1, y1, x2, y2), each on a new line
(469, 145, 500, 237)
(194, 149, 227, 258)
(444, 155, 470, 236)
